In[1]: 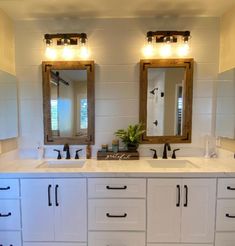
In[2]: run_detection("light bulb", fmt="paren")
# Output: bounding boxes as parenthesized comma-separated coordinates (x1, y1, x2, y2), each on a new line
(160, 43, 172, 57)
(143, 43, 154, 57)
(62, 46, 74, 60)
(177, 43, 190, 56)
(45, 46, 57, 60)
(80, 45, 90, 59)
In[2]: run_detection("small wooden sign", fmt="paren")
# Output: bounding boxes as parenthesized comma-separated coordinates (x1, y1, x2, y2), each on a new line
(97, 150, 139, 160)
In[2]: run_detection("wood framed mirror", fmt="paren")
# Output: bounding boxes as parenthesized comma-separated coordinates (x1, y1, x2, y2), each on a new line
(42, 61, 95, 145)
(139, 58, 194, 144)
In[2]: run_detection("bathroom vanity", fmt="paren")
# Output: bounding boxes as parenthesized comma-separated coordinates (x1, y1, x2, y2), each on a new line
(0, 158, 235, 246)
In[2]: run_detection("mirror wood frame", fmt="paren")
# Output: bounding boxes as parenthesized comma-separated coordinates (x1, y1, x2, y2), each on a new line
(42, 60, 95, 145)
(139, 58, 194, 144)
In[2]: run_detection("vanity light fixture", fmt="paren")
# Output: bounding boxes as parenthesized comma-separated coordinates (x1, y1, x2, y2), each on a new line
(143, 30, 191, 57)
(44, 33, 90, 60)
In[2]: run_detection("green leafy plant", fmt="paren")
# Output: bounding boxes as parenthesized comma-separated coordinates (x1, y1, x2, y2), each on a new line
(115, 123, 145, 147)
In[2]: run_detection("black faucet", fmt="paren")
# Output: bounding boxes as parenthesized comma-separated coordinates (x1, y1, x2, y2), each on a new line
(63, 143, 70, 159)
(162, 143, 171, 159)
(150, 149, 158, 159)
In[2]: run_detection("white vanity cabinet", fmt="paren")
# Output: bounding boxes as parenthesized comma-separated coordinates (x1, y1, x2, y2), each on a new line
(88, 178, 146, 246)
(215, 178, 235, 246)
(147, 178, 216, 244)
(0, 179, 21, 246)
(21, 178, 87, 243)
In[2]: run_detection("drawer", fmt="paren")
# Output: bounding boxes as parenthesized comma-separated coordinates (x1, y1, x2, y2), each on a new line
(215, 232, 235, 246)
(0, 200, 21, 230)
(0, 179, 19, 198)
(218, 179, 235, 198)
(88, 199, 145, 231)
(88, 232, 145, 246)
(216, 200, 235, 231)
(24, 244, 86, 246)
(88, 178, 146, 198)
(147, 244, 212, 246)
(0, 231, 22, 246)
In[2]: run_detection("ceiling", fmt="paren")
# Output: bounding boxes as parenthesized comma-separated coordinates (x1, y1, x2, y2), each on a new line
(0, 0, 234, 20)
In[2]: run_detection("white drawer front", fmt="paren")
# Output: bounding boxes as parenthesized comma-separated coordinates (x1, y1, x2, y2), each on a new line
(216, 232, 235, 246)
(216, 200, 235, 231)
(88, 199, 145, 231)
(147, 244, 212, 246)
(0, 231, 21, 246)
(24, 243, 86, 246)
(218, 179, 235, 198)
(0, 179, 19, 198)
(89, 232, 145, 246)
(0, 199, 21, 230)
(88, 178, 146, 198)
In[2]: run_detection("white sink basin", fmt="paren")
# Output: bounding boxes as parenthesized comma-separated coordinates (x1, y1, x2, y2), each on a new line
(38, 159, 86, 168)
(148, 159, 199, 169)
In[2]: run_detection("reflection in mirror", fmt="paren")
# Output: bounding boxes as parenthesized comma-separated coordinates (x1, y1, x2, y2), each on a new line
(42, 61, 94, 145)
(147, 67, 185, 136)
(140, 59, 193, 144)
(216, 69, 235, 139)
(50, 70, 87, 138)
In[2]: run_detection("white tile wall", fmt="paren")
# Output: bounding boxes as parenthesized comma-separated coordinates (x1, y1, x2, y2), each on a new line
(14, 17, 222, 157)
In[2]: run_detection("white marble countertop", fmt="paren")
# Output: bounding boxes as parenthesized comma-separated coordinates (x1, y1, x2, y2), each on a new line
(0, 157, 235, 178)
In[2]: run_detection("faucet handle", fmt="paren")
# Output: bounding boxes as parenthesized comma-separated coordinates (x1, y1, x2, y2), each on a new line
(53, 149, 62, 159)
(172, 148, 180, 159)
(75, 149, 83, 159)
(150, 149, 158, 159)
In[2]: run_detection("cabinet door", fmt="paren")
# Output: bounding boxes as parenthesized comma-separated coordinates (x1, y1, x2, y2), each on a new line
(54, 179, 87, 242)
(181, 179, 216, 243)
(147, 179, 181, 243)
(21, 179, 54, 241)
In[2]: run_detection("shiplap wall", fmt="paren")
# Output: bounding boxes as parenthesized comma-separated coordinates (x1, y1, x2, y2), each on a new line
(15, 17, 220, 157)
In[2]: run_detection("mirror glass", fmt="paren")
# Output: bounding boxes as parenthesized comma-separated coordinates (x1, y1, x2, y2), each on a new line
(0, 71, 18, 140)
(216, 69, 235, 139)
(147, 67, 185, 136)
(42, 61, 94, 145)
(50, 69, 88, 138)
(140, 59, 193, 144)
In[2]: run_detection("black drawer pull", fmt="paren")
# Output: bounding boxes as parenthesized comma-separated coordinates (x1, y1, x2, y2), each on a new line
(176, 185, 180, 207)
(48, 185, 52, 207)
(226, 213, 235, 218)
(227, 186, 235, 190)
(184, 185, 188, 207)
(106, 213, 127, 218)
(106, 185, 127, 190)
(0, 212, 11, 217)
(55, 184, 59, 207)
(0, 186, 10, 191)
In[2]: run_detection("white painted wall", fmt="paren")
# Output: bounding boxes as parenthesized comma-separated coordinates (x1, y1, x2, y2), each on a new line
(15, 17, 220, 157)
(219, 5, 235, 73)
(0, 9, 17, 154)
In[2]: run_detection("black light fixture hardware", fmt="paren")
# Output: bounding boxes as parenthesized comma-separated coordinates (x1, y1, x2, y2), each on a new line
(146, 30, 191, 44)
(44, 33, 87, 46)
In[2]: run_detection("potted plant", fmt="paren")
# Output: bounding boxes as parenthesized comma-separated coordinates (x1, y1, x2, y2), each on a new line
(115, 123, 145, 151)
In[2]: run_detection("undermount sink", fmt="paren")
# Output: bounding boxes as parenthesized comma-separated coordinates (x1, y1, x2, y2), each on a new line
(37, 159, 86, 168)
(147, 159, 199, 169)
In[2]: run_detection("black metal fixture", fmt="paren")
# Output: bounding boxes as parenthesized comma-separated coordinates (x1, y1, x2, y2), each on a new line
(150, 87, 158, 95)
(162, 143, 171, 159)
(63, 143, 71, 159)
(146, 30, 191, 44)
(44, 33, 87, 46)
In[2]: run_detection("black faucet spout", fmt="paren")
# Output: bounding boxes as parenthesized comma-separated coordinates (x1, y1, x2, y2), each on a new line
(162, 143, 171, 159)
(63, 143, 71, 159)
